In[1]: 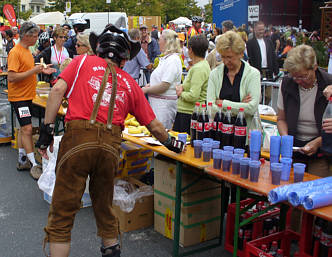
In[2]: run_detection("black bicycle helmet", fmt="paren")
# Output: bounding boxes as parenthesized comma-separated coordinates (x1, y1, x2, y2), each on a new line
(192, 16, 203, 23)
(72, 19, 88, 32)
(89, 24, 141, 65)
(38, 32, 49, 46)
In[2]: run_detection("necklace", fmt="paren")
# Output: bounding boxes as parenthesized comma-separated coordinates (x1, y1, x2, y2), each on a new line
(299, 80, 317, 92)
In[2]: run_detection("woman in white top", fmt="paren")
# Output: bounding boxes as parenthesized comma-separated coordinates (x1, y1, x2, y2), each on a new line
(142, 29, 182, 129)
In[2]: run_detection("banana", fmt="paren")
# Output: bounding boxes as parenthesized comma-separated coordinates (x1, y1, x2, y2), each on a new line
(128, 127, 142, 134)
(125, 117, 134, 126)
(130, 120, 139, 127)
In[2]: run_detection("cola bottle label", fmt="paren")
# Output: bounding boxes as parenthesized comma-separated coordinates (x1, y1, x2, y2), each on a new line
(204, 123, 210, 132)
(191, 120, 196, 129)
(321, 232, 332, 247)
(213, 121, 217, 131)
(218, 122, 223, 131)
(196, 122, 203, 132)
(235, 126, 247, 136)
(222, 124, 234, 134)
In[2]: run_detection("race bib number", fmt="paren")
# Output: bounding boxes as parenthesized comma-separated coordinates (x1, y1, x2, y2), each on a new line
(222, 124, 234, 134)
(235, 126, 247, 136)
(18, 106, 31, 118)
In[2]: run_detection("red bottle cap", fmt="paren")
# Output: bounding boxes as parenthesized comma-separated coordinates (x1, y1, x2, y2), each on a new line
(208, 102, 212, 106)
(272, 241, 278, 246)
(260, 158, 265, 164)
(227, 106, 231, 110)
(202, 104, 206, 108)
(195, 102, 200, 106)
(261, 244, 267, 250)
(239, 107, 244, 111)
(277, 249, 283, 254)
(218, 103, 222, 107)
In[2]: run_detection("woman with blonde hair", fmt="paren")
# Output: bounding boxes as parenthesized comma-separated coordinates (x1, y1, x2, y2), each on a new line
(76, 33, 94, 55)
(207, 31, 261, 146)
(142, 29, 182, 129)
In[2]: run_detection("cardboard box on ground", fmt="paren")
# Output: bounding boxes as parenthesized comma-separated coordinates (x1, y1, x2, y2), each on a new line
(154, 155, 222, 247)
(112, 177, 154, 232)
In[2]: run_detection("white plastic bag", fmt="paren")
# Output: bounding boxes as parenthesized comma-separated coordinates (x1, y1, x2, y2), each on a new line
(262, 123, 278, 151)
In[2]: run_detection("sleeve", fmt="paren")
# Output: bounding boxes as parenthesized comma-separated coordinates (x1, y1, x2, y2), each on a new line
(129, 81, 156, 126)
(7, 50, 20, 72)
(277, 83, 284, 110)
(181, 66, 208, 103)
(136, 49, 150, 68)
(222, 68, 261, 116)
(161, 56, 181, 84)
(59, 56, 81, 96)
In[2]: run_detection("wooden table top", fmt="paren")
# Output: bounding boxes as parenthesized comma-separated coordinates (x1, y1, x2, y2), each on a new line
(205, 165, 332, 221)
(260, 115, 277, 123)
(33, 95, 66, 116)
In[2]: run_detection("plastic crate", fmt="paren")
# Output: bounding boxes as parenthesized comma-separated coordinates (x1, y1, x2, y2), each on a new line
(246, 229, 301, 257)
(224, 199, 281, 257)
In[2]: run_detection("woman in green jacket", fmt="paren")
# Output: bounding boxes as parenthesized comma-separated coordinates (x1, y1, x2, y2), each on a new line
(207, 31, 261, 140)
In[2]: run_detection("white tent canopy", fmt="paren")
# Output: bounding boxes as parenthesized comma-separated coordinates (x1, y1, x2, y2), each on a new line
(170, 17, 191, 26)
(30, 11, 65, 25)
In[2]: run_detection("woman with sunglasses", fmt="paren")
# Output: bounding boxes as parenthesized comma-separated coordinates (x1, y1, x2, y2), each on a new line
(75, 33, 94, 55)
(35, 27, 69, 84)
(277, 45, 332, 177)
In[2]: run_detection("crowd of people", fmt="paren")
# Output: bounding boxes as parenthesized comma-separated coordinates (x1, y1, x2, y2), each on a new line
(2, 16, 332, 256)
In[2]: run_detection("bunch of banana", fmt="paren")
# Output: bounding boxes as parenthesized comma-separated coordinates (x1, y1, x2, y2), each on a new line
(125, 117, 150, 136)
(125, 117, 139, 127)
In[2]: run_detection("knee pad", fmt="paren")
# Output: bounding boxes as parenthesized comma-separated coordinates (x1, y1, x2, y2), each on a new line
(101, 244, 121, 257)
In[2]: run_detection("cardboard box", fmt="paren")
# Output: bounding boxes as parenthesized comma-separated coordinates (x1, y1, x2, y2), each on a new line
(120, 141, 141, 160)
(112, 177, 153, 232)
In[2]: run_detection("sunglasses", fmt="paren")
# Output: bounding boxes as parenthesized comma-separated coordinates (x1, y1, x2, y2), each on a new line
(76, 43, 86, 47)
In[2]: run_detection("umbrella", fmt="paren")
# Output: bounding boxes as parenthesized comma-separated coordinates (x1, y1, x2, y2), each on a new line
(170, 17, 192, 26)
(30, 11, 65, 25)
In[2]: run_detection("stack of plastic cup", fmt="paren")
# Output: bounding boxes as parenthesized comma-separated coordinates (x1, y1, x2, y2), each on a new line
(212, 141, 220, 150)
(270, 163, 282, 185)
(193, 140, 203, 158)
(280, 135, 294, 158)
(223, 146, 234, 153)
(234, 148, 245, 156)
(240, 157, 250, 179)
(222, 151, 232, 172)
(232, 154, 242, 175)
(293, 163, 306, 183)
(178, 134, 187, 145)
(203, 138, 213, 144)
(280, 157, 292, 181)
(202, 143, 212, 162)
(213, 149, 223, 169)
(270, 136, 281, 166)
(249, 131, 261, 161)
(249, 160, 261, 182)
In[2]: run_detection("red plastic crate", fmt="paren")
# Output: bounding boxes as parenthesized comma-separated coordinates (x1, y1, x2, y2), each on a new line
(246, 229, 301, 257)
(224, 199, 281, 257)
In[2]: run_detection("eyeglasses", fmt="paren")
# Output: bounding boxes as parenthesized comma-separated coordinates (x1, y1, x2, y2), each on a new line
(76, 43, 86, 47)
(290, 73, 311, 81)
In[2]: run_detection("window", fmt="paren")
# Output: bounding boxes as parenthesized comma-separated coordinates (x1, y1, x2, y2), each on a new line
(36, 6, 40, 12)
(22, 5, 25, 12)
(31, 5, 35, 12)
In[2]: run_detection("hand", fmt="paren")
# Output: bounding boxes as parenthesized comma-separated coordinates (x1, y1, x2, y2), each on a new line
(300, 138, 321, 156)
(42, 64, 57, 75)
(176, 85, 183, 97)
(242, 94, 252, 103)
(38, 143, 54, 160)
(146, 63, 153, 70)
(322, 118, 332, 133)
(35, 123, 55, 160)
(162, 134, 185, 153)
(216, 99, 223, 106)
(323, 85, 332, 100)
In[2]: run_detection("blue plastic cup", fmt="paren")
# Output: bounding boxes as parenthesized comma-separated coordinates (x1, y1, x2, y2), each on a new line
(270, 163, 282, 185)
(203, 138, 213, 144)
(193, 140, 203, 158)
(280, 157, 293, 181)
(249, 160, 261, 182)
(223, 146, 234, 153)
(270, 136, 281, 156)
(213, 149, 223, 169)
(250, 150, 260, 161)
(240, 157, 250, 179)
(232, 154, 242, 175)
(178, 134, 187, 145)
(222, 151, 233, 172)
(234, 148, 245, 156)
(212, 140, 220, 150)
(293, 163, 306, 183)
(270, 155, 279, 165)
(249, 131, 262, 152)
(202, 143, 212, 162)
(281, 135, 294, 158)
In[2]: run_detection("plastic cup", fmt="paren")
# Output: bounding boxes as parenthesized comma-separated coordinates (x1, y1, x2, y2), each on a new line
(249, 131, 262, 152)
(281, 135, 294, 158)
(234, 148, 245, 156)
(223, 146, 234, 153)
(213, 149, 223, 169)
(249, 160, 261, 182)
(293, 163, 306, 183)
(212, 140, 220, 150)
(232, 154, 242, 175)
(222, 151, 232, 172)
(250, 150, 260, 161)
(270, 136, 281, 156)
(240, 157, 250, 179)
(270, 155, 279, 165)
(270, 163, 282, 185)
(178, 134, 187, 144)
(280, 157, 292, 181)
(193, 140, 203, 158)
(202, 144, 212, 162)
(203, 138, 213, 144)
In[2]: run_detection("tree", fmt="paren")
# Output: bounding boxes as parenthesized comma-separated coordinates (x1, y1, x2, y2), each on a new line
(203, 3, 212, 24)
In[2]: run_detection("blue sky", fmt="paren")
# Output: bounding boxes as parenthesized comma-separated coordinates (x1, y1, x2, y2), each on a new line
(196, 0, 209, 7)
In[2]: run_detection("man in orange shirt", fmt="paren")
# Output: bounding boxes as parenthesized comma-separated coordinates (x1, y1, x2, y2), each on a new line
(187, 16, 203, 40)
(8, 21, 55, 180)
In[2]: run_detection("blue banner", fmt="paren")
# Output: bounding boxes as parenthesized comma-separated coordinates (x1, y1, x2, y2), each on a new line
(213, 0, 248, 29)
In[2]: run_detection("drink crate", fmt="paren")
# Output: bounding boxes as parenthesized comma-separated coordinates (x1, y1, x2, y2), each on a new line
(224, 198, 281, 257)
(245, 229, 301, 257)
(299, 212, 332, 257)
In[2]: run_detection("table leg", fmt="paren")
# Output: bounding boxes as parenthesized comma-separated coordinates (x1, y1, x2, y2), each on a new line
(173, 161, 183, 257)
(233, 185, 241, 257)
(219, 180, 227, 245)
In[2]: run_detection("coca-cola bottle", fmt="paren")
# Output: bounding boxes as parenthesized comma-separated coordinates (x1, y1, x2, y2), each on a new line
(312, 217, 324, 255)
(213, 103, 223, 143)
(322, 97, 332, 155)
(196, 104, 206, 140)
(190, 102, 200, 145)
(276, 249, 284, 257)
(221, 106, 234, 147)
(234, 107, 247, 149)
(261, 244, 268, 253)
(204, 103, 211, 138)
(207, 102, 213, 138)
(269, 241, 278, 256)
(319, 220, 332, 257)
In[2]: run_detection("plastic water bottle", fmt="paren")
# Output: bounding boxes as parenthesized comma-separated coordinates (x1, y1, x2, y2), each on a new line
(322, 97, 332, 154)
(248, 110, 263, 147)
